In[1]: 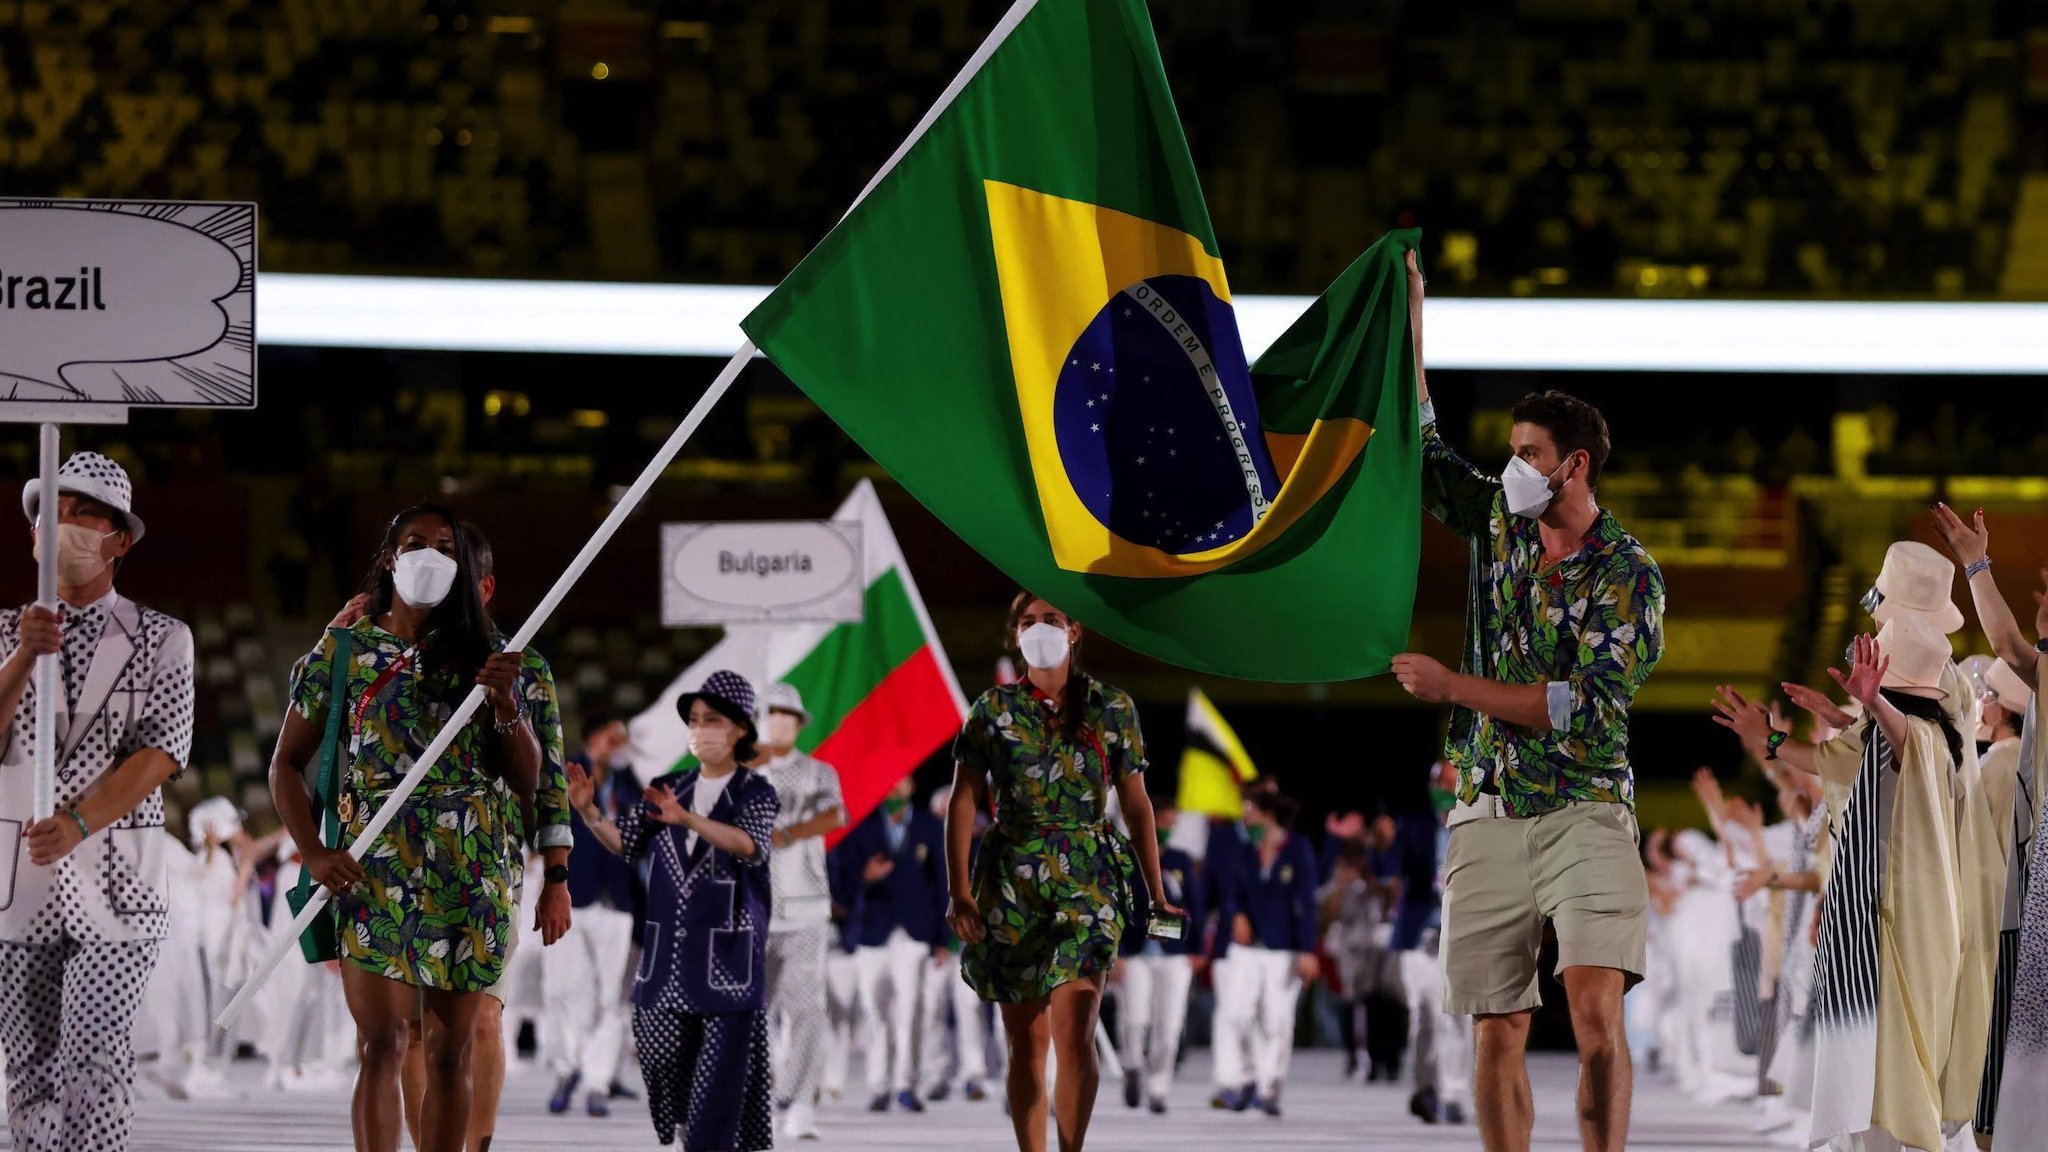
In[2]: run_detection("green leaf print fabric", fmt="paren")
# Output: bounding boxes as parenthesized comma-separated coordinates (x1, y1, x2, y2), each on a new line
(290, 619, 515, 992)
(956, 676, 1147, 1002)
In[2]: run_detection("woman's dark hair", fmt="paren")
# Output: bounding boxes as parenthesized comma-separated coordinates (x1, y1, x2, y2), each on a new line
(359, 503, 494, 701)
(1510, 389, 1612, 490)
(580, 707, 621, 747)
(1247, 791, 1300, 830)
(679, 694, 758, 765)
(1870, 688, 1965, 767)
(1005, 590, 1089, 744)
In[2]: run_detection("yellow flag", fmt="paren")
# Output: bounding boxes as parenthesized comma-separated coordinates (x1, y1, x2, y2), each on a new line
(1176, 687, 1258, 817)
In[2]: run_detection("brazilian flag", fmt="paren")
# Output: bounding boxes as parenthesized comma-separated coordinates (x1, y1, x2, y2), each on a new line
(742, 0, 1419, 682)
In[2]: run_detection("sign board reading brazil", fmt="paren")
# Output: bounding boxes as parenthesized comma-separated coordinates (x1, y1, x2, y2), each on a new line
(661, 520, 864, 626)
(0, 199, 256, 411)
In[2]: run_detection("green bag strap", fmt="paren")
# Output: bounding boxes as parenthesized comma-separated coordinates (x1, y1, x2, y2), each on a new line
(308, 627, 354, 853)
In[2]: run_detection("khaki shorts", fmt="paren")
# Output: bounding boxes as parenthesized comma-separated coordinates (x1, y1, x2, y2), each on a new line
(1440, 800, 1647, 1016)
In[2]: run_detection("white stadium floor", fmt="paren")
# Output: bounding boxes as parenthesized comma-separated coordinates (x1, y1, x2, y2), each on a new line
(40, 1049, 1772, 1151)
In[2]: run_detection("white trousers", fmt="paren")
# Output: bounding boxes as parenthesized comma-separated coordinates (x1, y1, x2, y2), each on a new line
(1399, 947, 1470, 1107)
(766, 924, 830, 1106)
(918, 951, 988, 1092)
(261, 946, 347, 1081)
(856, 930, 930, 1095)
(541, 903, 635, 1089)
(823, 949, 860, 1097)
(1119, 954, 1193, 1101)
(1212, 946, 1301, 1097)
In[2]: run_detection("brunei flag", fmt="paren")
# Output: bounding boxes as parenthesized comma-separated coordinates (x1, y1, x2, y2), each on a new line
(742, 0, 1420, 682)
(1176, 688, 1259, 819)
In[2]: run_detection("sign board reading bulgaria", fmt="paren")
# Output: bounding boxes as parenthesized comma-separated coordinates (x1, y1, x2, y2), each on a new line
(662, 520, 864, 626)
(0, 199, 256, 415)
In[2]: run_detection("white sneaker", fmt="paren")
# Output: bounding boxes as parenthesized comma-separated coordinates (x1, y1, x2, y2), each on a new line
(178, 1062, 235, 1100)
(786, 1101, 821, 1141)
(1770, 1113, 1812, 1147)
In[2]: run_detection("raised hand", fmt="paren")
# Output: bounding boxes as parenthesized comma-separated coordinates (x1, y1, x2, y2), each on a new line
(1828, 633, 1888, 707)
(1689, 766, 1726, 823)
(1781, 681, 1854, 732)
(644, 784, 689, 826)
(565, 760, 595, 813)
(1710, 683, 1772, 749)
(1733, 866, 1773, 903)
(1930, 503, 1988, 568)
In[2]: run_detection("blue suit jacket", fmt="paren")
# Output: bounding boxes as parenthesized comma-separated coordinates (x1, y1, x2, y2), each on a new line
(838, 806, 948, 948)
(622, 767, 779, 1015)
(1119, 845, 1202, 957)
(1216, 832, 1320, 956)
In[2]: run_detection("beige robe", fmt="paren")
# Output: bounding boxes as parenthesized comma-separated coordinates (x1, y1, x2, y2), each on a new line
(1943, 726, 2006, 1124)
(1812, 717, 1961, 1152)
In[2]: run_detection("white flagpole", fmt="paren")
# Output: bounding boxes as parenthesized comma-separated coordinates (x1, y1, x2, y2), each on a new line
(219, 0, 1045, 1036)
(31, 423, 58, 821)
(217, 343, 754, 1032)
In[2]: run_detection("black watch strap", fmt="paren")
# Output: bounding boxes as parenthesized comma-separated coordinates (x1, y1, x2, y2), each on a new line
(543, 864, 570, 885)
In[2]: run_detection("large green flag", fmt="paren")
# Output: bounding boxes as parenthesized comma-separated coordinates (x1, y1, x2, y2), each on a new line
(742, 0, 1419, 682)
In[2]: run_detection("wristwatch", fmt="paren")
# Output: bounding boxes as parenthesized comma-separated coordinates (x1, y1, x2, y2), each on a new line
(543, 864, 570, 886)
(1764, 730, 1788, 761)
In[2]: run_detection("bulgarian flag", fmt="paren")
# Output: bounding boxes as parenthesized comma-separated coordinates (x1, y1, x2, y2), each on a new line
(739, 0, 1420, 683)
(627, 479, 969, 845)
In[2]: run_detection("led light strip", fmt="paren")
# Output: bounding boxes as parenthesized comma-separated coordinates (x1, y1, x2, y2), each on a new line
(258, 273, 2048, 374)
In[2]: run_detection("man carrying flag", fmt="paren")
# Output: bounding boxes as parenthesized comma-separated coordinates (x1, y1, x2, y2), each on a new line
(1390, 253, 1665, 1152)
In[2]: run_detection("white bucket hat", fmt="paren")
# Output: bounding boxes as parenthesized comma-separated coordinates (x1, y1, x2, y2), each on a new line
(1875, 615, 1952, 699)
(1986, 658, 2033, 712)
(1868, 541, 1961, 634)
(20, 451, 145, 543)
(759, 681, 810, 725)
(186, 796, 243, 849)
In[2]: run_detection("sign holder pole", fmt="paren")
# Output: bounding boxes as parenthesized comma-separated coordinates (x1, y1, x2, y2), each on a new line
(30, 423, 56, 822)
(0, 406, 132, 822)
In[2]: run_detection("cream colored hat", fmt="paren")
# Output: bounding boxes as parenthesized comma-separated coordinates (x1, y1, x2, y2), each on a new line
(1875, 615, 1952, 698)
(1869, 541, 1963, 634)
(1987, 658, 2033, 711)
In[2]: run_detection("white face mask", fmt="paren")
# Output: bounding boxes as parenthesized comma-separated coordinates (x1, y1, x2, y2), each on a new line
(1501, 455, 1568, 519)
(34, 523, 116, 586)
(689, 727, 737, 765)
(759, 711, 801, 748)
(1018, 621, 1071, 670)
(391, 547, 459, 609)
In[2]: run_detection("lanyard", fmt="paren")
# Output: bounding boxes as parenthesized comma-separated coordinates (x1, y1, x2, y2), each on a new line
(1021, 680, 1111, 797)
(349, 650, 414, 757)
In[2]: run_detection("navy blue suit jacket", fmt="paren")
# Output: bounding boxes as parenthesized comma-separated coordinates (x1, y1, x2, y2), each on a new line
(838, 805, 948, 948)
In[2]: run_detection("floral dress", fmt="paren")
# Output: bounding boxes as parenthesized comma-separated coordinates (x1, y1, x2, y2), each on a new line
(290, 620, 516, 992)
(957, 676, 1146, 1002)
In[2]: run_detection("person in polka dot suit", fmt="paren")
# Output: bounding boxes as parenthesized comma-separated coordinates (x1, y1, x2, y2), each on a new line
(570, 669, 780, 1151)
(0, 452, 196, 1152)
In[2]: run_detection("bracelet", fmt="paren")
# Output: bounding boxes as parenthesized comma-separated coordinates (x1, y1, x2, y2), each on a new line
(1965, 556, 1992, 579)
(66, 807, 89, 839)
(492, 699, 528, 734)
